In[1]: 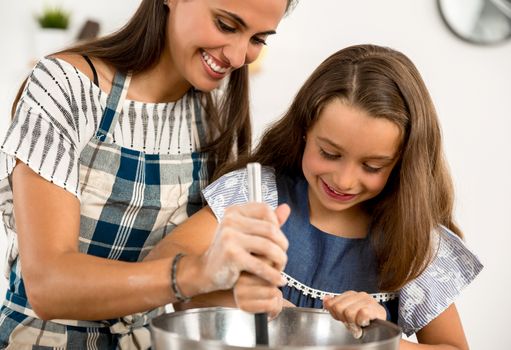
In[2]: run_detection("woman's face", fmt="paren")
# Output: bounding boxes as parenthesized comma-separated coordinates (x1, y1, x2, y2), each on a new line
(166, 0, 287, 92)
(302, 99, 402, 219)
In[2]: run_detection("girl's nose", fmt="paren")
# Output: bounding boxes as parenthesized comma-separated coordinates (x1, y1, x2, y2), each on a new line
(333, 165, 357, 192)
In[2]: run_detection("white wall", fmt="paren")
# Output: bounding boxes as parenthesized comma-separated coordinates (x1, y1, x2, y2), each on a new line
(1, 1, 509, 349)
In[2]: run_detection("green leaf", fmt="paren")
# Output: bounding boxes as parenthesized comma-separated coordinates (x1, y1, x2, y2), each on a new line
(37, 7, 70, 29)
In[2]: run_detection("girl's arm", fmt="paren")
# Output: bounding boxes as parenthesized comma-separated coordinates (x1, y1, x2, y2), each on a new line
(13, 162, 287, 320)
(400, 303, 468, 350)
(323, 292, 468, 349)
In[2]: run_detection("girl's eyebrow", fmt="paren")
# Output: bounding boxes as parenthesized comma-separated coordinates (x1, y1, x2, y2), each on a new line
(318, 136, 396, 161)
(217, 9, 277, 36)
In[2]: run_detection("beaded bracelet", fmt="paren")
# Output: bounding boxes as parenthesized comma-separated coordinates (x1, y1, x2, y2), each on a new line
(171, 253, 191, 303)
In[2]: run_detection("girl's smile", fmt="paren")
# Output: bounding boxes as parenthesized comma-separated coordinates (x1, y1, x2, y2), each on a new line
(302, 98, 402, 225)
(321, 179, 357, 202)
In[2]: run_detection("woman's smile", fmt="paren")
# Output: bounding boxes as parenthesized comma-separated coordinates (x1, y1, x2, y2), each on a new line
(200, 50, 229, 79)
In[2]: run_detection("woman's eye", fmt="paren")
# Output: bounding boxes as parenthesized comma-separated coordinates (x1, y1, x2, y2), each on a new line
(216, 19, 236, 33)
(251, 36, 267, 46)
(319, 149, 340, 160)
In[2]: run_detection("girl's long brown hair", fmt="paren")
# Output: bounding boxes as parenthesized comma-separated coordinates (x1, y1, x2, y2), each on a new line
(11, 0, 298, 172)
(221, 44, 461, 291)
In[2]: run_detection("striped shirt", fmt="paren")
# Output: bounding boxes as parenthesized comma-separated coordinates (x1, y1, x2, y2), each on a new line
(0, 57, 214, 348)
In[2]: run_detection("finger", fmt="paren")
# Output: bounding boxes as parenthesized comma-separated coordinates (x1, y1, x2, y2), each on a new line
(336, 296, 382, 326)
(242, 254, 287, 286)
(354, 303, 387, 326)
(345, 322, 363, 339)
(235, 281, 282, 301)
(322, 294, 335, 307)
(275, 204, 291, 227)
(225, 203, 279, 225)
(322, 291, 357, 310)
(323, 291, 359, 323)
(236, 295, 283, 318)
(238, 234, 288, 270)
(221, 212, 288, 251)
(217, 227, 287, 270)
(342, 299, 373, 325)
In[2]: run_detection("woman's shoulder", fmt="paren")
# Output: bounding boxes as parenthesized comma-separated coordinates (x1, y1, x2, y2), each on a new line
(50, 53, 96, 81)
(47, 53, 115, 92)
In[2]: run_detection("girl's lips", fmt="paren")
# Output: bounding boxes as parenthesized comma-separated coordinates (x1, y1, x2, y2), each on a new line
(200, 50, 229, 79)
(321, 180, 357, 202)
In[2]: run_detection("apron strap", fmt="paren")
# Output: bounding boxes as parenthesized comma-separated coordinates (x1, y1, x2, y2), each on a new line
(95, 71, 132, 142)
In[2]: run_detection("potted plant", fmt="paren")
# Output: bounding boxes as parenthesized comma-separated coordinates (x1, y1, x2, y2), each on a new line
(34, 6, 71, 59)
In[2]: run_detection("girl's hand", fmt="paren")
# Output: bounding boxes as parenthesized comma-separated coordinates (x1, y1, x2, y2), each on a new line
(234, 272, 284, 319)
(198, 203, 290, 294)
(323, 291, 387, 339)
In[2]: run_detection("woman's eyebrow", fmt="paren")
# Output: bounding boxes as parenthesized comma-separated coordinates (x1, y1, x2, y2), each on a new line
(218, 9, 277, 36)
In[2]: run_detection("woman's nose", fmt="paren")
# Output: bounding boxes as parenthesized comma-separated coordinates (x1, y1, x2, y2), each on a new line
(222, 40, 250, 69)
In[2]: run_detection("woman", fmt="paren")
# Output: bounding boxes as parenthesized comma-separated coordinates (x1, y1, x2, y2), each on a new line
(0, 0, 296, 348)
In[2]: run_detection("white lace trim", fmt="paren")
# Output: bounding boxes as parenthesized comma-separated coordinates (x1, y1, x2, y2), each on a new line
(282, 272, 398, 303)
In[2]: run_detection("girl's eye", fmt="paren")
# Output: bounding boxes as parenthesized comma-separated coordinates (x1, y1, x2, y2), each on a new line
(319, 149, 340, 160)
(363, 164, 383, 174)
(216, 19, 236, 33)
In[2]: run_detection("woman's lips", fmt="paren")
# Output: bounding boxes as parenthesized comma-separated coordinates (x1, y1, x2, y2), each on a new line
(321, 180, 357, 202)
(200, 50, 229, 79)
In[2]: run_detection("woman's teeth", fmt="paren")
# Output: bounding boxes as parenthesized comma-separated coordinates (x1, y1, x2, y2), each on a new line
(201, 51, 228, 74)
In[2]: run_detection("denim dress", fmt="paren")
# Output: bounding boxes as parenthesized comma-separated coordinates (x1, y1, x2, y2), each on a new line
(203, 166, 483, 336)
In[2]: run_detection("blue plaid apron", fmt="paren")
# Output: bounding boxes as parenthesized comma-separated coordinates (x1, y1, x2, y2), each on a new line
(0, 71, 212, 349)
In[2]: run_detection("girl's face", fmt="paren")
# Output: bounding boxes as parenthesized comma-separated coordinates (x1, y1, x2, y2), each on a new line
(302, 99, 402, 219)
(166, 0, 287, 92)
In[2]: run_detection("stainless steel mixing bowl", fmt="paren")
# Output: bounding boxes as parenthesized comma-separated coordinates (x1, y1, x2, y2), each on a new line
(150, 307, 401, 349)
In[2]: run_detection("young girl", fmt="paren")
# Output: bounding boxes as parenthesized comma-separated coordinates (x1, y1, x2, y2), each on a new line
(0, 0, 296, 348)
(152, 44, 483, 349)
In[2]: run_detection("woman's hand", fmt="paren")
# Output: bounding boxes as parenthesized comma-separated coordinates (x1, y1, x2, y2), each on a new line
(234, 272, 284, 319)
(323, 291, 387, 339)
(179, 203, 291, 298)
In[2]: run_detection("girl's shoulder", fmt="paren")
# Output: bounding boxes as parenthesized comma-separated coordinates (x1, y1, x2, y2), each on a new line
(202, 166, 278, 221)
(397, 225, 483, 336)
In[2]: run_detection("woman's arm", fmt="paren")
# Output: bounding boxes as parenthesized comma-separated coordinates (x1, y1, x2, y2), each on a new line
(400, 303, 468, 350)
(13, 162, 178, 320)
(14, 162, 288, 321)
(146, 207, 237, 310)
(147, 203, 291, 315)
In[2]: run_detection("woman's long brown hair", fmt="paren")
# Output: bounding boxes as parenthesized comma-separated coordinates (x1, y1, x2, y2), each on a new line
(11, 0, 298, 172)
(220, 44, 461, 291)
